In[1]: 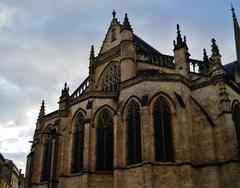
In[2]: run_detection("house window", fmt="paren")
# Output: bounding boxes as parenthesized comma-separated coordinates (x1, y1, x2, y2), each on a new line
(72, 112, 85, 173)
(41, 129, 55, 181)
(127, 101, 142, 165)
(233, 104, 240, 152)
(96, 109, 113, 171)
(153, 96, 174, 162)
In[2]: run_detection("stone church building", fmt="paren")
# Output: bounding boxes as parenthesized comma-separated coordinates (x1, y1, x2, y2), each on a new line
(25, 8, 240, 188)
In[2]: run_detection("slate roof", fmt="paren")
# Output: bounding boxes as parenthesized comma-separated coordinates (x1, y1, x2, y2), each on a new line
(224, 60, 238, 81)
(133, 34, 175, 68)
(133, 34, 162, 55)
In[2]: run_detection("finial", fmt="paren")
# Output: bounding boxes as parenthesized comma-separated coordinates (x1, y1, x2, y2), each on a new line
(89, 45, 95, 66)
(90, 45, 95, 58)
(184, 35, 186, 43)
(203, 48, 209, 62)
(63, 82, 69, 92)
(122, 13, 132, 31)
(211, 38, 220, 56)
(112, 10, 116, 19)
(174, 24, 188, 50)
(176, 24, 182, 44)
(61, 82, 69, 97)
(231, 2, 235, 15)
(38, 100, 45, 120)
(64, 82, 68, 91)
(41, 100, 45, 108)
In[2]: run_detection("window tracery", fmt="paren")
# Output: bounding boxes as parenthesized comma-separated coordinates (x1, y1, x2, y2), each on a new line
(127, 101, 142, 165)
(72, 112, 85, 173)
(41, 129, 56, 181)
(153, 96, 174, 162)
(102, 64, 120, 92)
(96, 109, 113, 171)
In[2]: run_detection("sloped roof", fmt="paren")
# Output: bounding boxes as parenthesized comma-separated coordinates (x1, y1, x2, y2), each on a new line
(133, 34, 175, 68)
(133, 34, 162, 55)
(224, 60, 238, 81)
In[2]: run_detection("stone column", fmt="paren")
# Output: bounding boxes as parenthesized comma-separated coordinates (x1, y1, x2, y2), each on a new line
(113, 114, 125, 188)
(141, 106, 153, 188)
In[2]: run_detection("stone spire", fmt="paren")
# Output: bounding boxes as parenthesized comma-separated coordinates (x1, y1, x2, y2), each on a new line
(173, 24, 188, 50)
(38, 100, 45, 120)
(89, 45, 95, 66)
(112, 10, 116, 19)
(122, 13, 132, 31)
(209, 38, 223, 71)
(231, 3, 240, 61)
(89, 45, 95, 85)
(199, 48, 210, 74)
(61, 82, 69, 97)
(90, 45, 95, 59)
(203, 48, 209, 62)
(176, 24, 182, 44)
(59, 82, 70, 110)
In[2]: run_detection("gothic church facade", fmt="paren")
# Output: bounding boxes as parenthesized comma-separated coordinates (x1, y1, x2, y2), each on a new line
(25, 8, 240, 188)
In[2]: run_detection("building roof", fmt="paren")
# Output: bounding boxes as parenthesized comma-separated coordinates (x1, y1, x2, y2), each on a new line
(224, 60, 238, 81)
(133, 34, 175, 68)
(133, 34, 162, 55)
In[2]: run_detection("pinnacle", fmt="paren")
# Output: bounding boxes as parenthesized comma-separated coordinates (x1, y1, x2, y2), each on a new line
(122, 13, 132, 31)
(211, 38, 220, 56)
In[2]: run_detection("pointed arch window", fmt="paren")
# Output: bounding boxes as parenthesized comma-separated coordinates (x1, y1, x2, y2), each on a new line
(233, 104, 240, 152)
(127, 101, 142, 165)
(72, 112, 85, 173)
(41, 129, 56, 182)
(102, 64, 120, 92)
(96, 109, 113, 171)
(153, 96, 174, 162)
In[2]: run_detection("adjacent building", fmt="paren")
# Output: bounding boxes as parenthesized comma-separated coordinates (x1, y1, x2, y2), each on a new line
(0, 153, 24, 188)
(25, 7, 240, 188)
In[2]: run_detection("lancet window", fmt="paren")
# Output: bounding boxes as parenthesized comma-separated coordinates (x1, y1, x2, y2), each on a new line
(96, 109, 113, 171)
(153, 96, 174, 162)
(41, 129, 56, 181)
(127, 101, 142, 165)
(72, 112, 85, 173)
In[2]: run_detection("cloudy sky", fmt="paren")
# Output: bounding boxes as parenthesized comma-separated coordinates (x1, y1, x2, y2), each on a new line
(0, 0, 239, 173)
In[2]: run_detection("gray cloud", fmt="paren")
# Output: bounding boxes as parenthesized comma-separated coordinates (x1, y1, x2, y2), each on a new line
(0, 0, 239, 173)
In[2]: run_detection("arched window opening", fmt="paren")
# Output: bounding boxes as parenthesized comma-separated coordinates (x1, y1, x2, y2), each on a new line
(41, 129, 56, 182)
(72, 112, 85, 173)
(233, 104, 240, 152)
(102, 64, 120, 92)
(127, 101, 142, 165)
(96, 109, 113, 171)
(153, 96, 174, 162)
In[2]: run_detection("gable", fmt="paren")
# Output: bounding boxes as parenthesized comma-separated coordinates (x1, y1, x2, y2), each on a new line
(99, 19, 122, 55)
